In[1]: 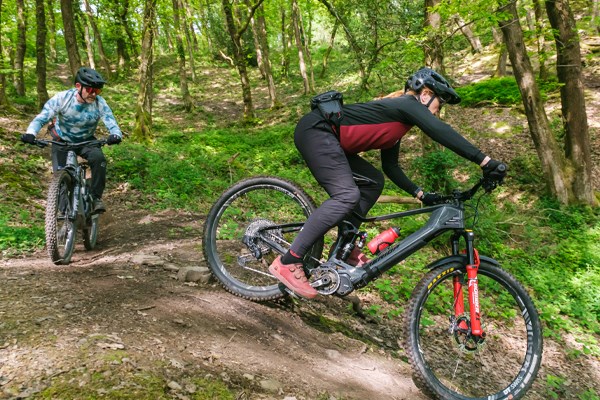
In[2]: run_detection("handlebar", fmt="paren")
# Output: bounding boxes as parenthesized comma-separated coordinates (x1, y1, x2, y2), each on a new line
(30, 139, 108, 148)
(432, 163, 507, 206)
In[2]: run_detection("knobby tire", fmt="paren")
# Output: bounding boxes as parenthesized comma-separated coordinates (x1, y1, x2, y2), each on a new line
(45, 170, 77, 265)
(202, 176, 322, 301)
(403, 260, 542, 400)
(83, 215, 99, 250)
(83, 181, 99, 250)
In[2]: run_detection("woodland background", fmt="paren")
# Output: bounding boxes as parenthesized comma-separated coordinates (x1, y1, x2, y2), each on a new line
(0, 0, 599, 398)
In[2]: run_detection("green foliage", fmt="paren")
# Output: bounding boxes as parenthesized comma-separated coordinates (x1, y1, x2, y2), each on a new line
(33, 368, 235, 399)
(411, 149, 462, 193)
(0, 205, 45, 256)
(106, 123, 313, 210)
(456, 77, 562, 107)
(509, 153, 544, 186)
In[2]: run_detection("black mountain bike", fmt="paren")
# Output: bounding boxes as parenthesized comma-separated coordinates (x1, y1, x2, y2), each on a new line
(29, 139, 106, 265)
(202, 171, 542, 400)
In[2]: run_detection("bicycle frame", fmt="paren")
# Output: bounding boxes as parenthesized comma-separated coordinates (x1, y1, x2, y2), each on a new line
(258, 178, 491, 338)
(36, 139, 104, 222)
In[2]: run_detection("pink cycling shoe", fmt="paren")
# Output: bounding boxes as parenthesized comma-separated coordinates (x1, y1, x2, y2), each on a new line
(269, 256, 318, 299)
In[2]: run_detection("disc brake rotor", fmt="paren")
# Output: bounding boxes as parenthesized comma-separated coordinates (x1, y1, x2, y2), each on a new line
(451, 315, 485, 353)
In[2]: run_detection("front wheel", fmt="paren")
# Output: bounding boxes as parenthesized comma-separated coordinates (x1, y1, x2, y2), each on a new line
(403, 260, 542, 400)
(45, 170, 77, 265)
(202, 176, 323, 301)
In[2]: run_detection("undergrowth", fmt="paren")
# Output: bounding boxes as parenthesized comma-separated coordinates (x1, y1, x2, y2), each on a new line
(1, 58, 598, 355)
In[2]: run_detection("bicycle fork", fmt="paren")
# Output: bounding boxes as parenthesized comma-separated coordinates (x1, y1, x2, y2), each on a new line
(453, 230, 484, 338)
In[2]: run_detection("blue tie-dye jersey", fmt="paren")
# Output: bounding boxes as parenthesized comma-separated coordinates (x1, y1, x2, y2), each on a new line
(26, 88, 122, 143)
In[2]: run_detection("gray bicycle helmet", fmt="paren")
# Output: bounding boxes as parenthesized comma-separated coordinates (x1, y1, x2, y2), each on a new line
(75, 67, 106, 89)
(405, 67, 461, 104)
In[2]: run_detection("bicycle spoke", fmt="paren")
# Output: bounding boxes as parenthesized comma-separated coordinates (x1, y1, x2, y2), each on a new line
(203, 177, 323, 301)
(405, 261, 542, 399)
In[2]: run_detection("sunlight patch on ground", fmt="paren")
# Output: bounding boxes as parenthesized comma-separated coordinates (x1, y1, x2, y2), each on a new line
(489, 121, 512, 135)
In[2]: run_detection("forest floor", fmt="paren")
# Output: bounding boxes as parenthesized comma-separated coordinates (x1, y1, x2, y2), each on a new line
(1, 49, 600, 399)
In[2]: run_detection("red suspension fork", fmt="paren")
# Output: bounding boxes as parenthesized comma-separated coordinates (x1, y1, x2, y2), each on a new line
(466, 248, 483, 336)
(453, 231, 484, 337)
(453, 275, 468, 331)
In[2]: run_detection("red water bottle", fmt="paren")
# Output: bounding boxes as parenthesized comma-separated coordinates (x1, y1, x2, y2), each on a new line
(367, 227, 400, 254)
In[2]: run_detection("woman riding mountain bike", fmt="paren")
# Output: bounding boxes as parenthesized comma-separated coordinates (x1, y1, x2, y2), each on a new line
(268, 67, 507, 299)
(21, 66, 123, 214)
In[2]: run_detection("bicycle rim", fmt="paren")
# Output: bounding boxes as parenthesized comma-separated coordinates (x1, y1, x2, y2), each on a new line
(404, 261, 542, 400)
(45, 171, 77, 265)
(203, 177, 322, 301)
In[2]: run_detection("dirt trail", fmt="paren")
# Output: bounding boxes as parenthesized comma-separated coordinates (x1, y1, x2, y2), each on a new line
(0, 206, 429, 400)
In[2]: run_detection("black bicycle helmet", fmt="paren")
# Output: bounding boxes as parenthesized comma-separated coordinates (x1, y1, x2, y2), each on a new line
(405, 67, 461, 104)
(75, 67, 106, 89)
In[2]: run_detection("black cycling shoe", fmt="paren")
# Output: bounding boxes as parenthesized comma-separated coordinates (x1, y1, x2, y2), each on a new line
(93, 198, 106, 214)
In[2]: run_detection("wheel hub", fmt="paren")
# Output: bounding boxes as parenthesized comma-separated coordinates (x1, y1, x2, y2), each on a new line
(242, 218, 282, 259)
(450, 315, 486, 353)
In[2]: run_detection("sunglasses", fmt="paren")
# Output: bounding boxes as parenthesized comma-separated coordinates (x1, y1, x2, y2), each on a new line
(83, 86, 102, 95)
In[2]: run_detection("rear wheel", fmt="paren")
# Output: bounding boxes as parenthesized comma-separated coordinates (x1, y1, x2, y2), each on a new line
(202, 176, 323, 301)
(83, 214, 99, 250)
(45, 170, 77, 265)
(403, 260, 542, 400)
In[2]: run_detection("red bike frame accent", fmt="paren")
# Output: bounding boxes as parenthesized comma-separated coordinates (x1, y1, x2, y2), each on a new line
(454, 248, 483, 336)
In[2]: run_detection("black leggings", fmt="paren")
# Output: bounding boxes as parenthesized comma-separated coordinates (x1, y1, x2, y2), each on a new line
(291, 111, 384, 257)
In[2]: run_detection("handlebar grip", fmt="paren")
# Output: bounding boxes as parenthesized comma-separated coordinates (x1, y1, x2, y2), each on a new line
(496, 163, 507, 172)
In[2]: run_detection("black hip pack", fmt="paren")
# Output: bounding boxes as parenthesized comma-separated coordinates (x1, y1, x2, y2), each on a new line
(310, 90, 344, 134)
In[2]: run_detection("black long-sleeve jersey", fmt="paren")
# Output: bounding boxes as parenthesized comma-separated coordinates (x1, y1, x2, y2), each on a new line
(338, 94, 486, 195)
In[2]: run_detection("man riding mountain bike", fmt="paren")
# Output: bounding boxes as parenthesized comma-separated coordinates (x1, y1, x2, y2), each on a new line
(21, 67, 122, 214)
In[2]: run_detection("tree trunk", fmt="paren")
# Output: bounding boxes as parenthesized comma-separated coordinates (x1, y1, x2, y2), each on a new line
(199, 0, 214, 55)
(280, 7, 290, 76)
(248, 2, 279, 108)
(110, 0, 134, 67)
(498, 0, 570, 203)
(424, 0, 444, 73)
(35, 0, 49, 108)
(0, 0, 12, 108)
(46, 0, 57, 62)
(545, 0, 596, 205)
(133, 0, 157, 143)
(14, 0, 26, 96)
(249, 5, 265, 79)
(533, 0, 548, 80)
(182, 0, 199, 53)
(593, 0, 600, 34)
(317, 0, 366, 83)
(296, 2, 315, 91)
(320, 19, 337, 78)
(222, 0, 264, 122)
(180, 0, 197, 83)
(172, 0, 193, 111)
(60, 0, 81, 77)
(454, 16, 482, 53)
(120, 2, 139, 59)
(82, 0, 111, 78)
(492, 27, 507, 77)
(82, 18, 96, 69)
(291, 0, 310, 94)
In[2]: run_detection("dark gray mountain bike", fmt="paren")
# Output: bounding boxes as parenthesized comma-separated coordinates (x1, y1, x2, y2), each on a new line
(202, 169, 542, 400)
(30, 139, 106, 265)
